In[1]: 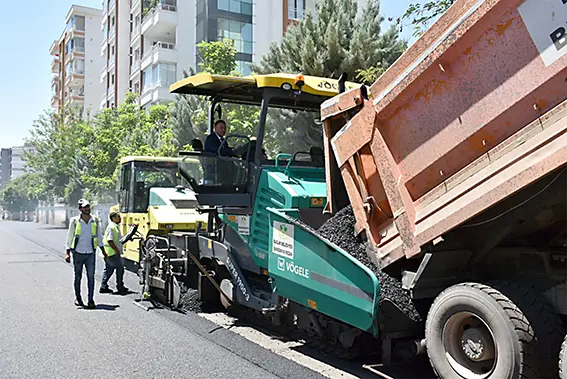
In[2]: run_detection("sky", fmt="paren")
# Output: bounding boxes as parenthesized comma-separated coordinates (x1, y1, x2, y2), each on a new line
(0, 0, 417, 149)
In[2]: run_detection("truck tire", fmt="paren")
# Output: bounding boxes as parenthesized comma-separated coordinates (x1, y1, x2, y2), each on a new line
(560, 334, 567, 379)
(425, 281, 563, 379)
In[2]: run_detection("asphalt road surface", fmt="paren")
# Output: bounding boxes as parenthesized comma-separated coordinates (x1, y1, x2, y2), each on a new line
(0, 220, 436, 379)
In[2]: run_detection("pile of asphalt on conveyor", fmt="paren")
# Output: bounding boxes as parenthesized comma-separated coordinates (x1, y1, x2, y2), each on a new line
(317, 206, 422, 323)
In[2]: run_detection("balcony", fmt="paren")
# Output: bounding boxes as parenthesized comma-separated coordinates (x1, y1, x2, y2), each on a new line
(49, 40, 59, 56)
(141, 42, 177, 70)
(67, 28, 85, 42)
(131, 0, 141, 13)
(130, 25, 141, 45)
(51, 58, 60, 74)
(288, 7, 305, 21)
(65, 71, 85, 87)
(51, 74, 60, 87)
(100, 65, 108, 83)
(130, 60, 141, 79)
(107, 85, 116, 103)
(68, 93, 85, 105)
(108, 56, 116, 71)
(140, 85, 175, 107)
(51, 93, 60, 109)
(65, 46, 86, 62)
(141, 3, 177, 38)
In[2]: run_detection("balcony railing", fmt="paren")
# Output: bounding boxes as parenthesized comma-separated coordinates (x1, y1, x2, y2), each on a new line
(131, 25, 141, 39)
(130, 60, 141, 74)
(69, 90, 85, 98)
(142, 41, 176, 61)
(143, 2, 177, 19)
(288, 7, 305, 20)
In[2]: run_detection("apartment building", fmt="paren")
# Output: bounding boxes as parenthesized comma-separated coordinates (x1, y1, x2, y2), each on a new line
(0, 149, 11, 189)
(100, 0, 131, 108)
(0, 147, 29, 188)
(121, 0, 319, 110)
(50, 5, 104, 117)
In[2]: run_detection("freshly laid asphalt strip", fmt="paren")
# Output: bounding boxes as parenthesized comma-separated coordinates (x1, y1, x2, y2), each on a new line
(317, 206, 422, 323)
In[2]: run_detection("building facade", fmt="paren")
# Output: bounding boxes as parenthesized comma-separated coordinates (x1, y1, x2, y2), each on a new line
(52, 1, 329, 113)
(100, 0, 131, 108)
(0, 147, 30, 188)
(125, 0, 317, 109)
(50, 5, 104, 117)
(0, 149, 11, 189)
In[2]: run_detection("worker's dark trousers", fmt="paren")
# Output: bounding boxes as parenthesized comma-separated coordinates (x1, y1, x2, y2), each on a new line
(72, 252, 95, 302)
(101, 254, 125, 290)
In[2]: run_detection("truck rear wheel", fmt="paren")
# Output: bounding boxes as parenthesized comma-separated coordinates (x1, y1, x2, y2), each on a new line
(560, 334, 567, 379)
(425, 281, 562, 379)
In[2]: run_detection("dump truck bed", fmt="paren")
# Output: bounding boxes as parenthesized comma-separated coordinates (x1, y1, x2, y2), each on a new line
(322, 0, 567, 267)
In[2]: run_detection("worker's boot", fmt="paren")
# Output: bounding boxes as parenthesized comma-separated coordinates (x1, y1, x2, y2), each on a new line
(117, 286, 129, 295)
(74, 297, 85, 307)
(99, 286, 113, 294)
(86, 300, 96, 309)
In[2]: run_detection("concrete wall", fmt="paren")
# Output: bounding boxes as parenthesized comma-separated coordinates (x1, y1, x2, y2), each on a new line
(116, 0, 131, 106)
(34, 203, 113, 230)
(254, 0, 284, 64)
(177, 0, 195, 77)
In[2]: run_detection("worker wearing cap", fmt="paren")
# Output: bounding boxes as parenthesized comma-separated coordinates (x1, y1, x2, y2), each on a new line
(99, 212, 129, 295)
(65, 199, 106, 309)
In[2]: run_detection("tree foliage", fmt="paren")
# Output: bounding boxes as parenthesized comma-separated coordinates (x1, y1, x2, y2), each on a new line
(394, 0, 455, 37)
(251, 0, 407, 154)
(251, 0, 406, 84)
(196, 39, 238, 76)
(24, 94, 177, 206)
(169, 39, 260, 152)
(0, 173, 47, 212)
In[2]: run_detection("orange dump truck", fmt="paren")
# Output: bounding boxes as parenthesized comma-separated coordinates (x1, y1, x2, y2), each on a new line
(322, 0, 567, 377)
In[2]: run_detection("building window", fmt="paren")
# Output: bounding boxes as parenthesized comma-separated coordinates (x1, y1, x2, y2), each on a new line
(236, 60, 251, 76)
(196, 20, 205, 43)
(217, 18, 253, 54)
(218, 0, 252, 15)
(288, 0, 305, 20)
(142, 63, 176, 93)
(66, 15, 86, 32)
(66, 59, 85, 75)
(66, 37, 85, 55)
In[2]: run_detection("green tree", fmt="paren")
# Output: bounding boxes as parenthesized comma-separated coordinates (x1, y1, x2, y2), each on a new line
(169, 40, 260, 151)
(395, 0, 455, 37)
(169, 68, 208, 149)
(251, 0, 407, 154)
(78, 93, 177, 201)
(0, 173, 47, 212)
(196, 39, 238, 75)
(252, 0, 406, 84)
(25, 106, 86, 204)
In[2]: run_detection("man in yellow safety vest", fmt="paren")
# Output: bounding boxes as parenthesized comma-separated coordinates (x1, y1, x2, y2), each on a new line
(99, 212, 129, 295)
(65, 198, 106, 309)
